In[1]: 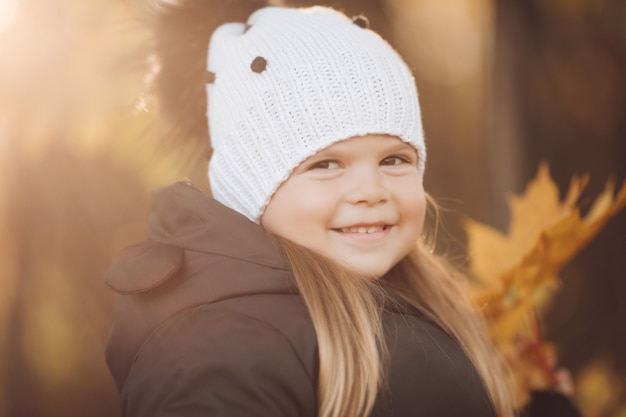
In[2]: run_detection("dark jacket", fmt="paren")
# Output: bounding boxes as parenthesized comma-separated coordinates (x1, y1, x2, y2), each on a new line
(105, 181, 496, 417)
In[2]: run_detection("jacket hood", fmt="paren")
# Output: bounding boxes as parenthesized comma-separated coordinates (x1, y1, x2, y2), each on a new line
(105, 181, 292, 390)
(106, 181, 288, 294)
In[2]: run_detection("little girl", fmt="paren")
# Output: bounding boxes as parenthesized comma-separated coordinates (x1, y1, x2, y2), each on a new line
(105, 1, 514, 416)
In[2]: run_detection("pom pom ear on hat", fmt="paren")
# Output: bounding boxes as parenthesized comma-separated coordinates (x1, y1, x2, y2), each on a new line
(352, 15, 369, 28)
(206, 6, 426, 222)
(204, 70, 216, 84)
(250, 56, 267, 73)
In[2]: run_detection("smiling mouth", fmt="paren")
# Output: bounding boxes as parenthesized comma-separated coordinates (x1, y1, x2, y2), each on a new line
(334, 225, 390, 234)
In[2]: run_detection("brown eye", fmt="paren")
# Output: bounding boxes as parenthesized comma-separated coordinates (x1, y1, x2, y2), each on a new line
(381, 156, 411, 166)
(310, 160, 340, 170)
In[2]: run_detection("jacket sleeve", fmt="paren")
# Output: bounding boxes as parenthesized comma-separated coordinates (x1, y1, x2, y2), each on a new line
(119, 305, 317, 417)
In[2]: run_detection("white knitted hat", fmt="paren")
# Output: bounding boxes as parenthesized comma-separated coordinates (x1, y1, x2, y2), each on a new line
(206, 6, 425, 222)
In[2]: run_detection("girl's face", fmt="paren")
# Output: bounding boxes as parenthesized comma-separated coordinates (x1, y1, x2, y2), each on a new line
(261, 134, 426, 278)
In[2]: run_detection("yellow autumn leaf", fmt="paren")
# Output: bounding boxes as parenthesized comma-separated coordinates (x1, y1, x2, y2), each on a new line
(464, 163, 626, 407)
(465, 163, 590, 284)
(488, 299, 533, 344)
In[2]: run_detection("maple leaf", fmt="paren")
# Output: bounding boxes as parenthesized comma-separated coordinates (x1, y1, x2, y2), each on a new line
(464, 163, 626, 407)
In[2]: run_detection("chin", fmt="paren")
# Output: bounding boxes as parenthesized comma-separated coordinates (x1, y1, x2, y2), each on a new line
(342, 261, 392, 279)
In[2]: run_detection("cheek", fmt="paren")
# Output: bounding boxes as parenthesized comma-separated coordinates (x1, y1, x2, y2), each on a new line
(401, 185, 427, 234)
(261, 181, 332, 240)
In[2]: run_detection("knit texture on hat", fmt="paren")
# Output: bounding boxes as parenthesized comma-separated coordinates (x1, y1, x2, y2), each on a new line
(207, 6, 426, 222)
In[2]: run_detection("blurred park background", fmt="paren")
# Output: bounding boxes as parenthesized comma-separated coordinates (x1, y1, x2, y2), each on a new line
(0, 0, 624, 416)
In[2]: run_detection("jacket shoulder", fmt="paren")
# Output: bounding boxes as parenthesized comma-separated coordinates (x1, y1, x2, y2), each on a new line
(105, 247, 297, 391)
(122, 302, 317, 417)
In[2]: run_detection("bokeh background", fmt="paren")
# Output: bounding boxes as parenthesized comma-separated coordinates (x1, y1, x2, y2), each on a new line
(0, 0, 624, 416)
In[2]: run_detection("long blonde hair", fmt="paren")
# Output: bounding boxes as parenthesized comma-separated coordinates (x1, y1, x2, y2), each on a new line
(276, 237, 514, 417)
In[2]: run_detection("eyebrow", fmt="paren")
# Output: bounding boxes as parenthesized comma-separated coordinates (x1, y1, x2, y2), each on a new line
(386, 142, 417, 154)
(319, 141, 417, 157)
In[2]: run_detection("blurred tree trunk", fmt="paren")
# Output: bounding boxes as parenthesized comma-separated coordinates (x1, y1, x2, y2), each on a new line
(387, 0, 498, 257)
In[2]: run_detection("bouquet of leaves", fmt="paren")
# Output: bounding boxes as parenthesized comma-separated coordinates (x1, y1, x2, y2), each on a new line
(464, 164, 626, 407)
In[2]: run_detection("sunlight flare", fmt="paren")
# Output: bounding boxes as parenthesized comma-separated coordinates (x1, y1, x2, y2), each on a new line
(0, 0, 18, 32)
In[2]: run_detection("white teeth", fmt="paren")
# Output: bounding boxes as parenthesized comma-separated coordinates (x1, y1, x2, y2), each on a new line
(340, 225, 385, 233)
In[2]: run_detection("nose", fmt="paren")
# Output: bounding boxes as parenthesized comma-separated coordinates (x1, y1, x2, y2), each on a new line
(345, 168, 391, 206)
